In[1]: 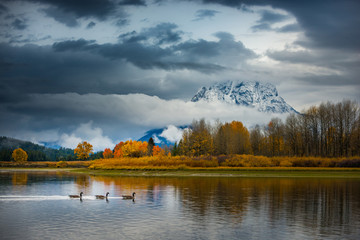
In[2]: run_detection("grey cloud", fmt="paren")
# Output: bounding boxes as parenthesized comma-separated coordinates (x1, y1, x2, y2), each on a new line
(118, 0, 147, 6)
(295, 74, 360, 87)
(11, 18, 27, 30)
(175, 32, 256, 60)
(0, 41, 225, 105)
(267, 48, 360, 87)
(51, 26, 251, 72)
(120, 23, 183, 45)
(200, 0, 360, 51)
(251, 23, 271, 32)
(251, 9, 288, 32)
(27, 0, 115, 20)
(276, 23, 300, 33)
(194, 9, 220, 21)
(52, 39, 97, 51)
(86, 21, 96, 29)
(115, 18, 129, 27)
(252, 22, 300, 33)
(41, 7, 79, 27)
(258, 9, 288, 24)
(0, 3, 8, 14)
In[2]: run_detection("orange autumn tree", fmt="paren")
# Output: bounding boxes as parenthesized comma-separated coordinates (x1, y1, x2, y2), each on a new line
(152, 145, 165, 156)
(113, 140, 148, 158)
(103, 148, 114, 159)
(113, 141, 124, 158)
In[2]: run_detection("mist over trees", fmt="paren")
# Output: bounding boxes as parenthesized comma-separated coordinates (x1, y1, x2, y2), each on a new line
(177, 100, 360, 158)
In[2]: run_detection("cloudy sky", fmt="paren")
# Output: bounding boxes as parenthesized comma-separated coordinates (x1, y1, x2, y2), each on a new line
(0, 0, 359, 150)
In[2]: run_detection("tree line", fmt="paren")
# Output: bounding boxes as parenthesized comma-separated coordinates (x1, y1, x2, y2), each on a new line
(175, 100, 360, 158)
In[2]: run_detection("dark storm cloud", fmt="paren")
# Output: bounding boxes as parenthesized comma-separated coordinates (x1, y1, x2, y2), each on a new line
(27, 0, 116, 20)
(51, 24, 253, 72)
(0, 43, 124, 101)
(41, 7, 79, 27)
(258, 9, 288, 23)
(267, 48, 360, 87)
(11, 18, 28, 30)
(118, 0, 147, 6)
(0, 3, 8, 14)
(52, 39, 96, 52)
(194, 9, 220, 21)
(251, 9, 289, 32)
(120, 23, 183, 44)
(175, 31, 256, 60)
(200, 0, 360, 51)
(276, 23, 300, 33)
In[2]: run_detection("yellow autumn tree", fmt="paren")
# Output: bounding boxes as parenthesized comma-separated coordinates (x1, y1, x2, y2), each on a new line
(12, 148, 28, 162)
(74, 141, 93, 160)
(214, 121, 251, 155)
(121, 140, 148, 158)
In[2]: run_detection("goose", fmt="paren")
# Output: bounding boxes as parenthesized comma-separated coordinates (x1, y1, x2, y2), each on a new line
(122, 192, 136, 200)
(95, 192, 110, 199)
(69, 192, 83, 199)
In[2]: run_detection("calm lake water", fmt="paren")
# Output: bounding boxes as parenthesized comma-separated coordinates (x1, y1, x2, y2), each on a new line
(0, 170, 359, 240)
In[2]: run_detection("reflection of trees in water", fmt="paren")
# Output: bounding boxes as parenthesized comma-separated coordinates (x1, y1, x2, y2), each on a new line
(90, 176, 360, 233)
(11, 172, 28, 185)
(9, 171, 77, 186)
(74, 175, 91, 192)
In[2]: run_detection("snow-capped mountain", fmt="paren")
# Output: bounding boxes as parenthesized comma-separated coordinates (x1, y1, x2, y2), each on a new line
(191, 80, 298, 114)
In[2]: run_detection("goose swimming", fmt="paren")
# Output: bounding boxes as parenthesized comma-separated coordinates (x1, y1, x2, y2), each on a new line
(69, 192, 83, 199)
(95, 192, 109, 199)
(122, 192, 136, 200)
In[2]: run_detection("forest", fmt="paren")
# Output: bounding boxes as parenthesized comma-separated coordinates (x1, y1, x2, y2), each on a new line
(0, 137, 103, 161)
(175, 100, 360, 158)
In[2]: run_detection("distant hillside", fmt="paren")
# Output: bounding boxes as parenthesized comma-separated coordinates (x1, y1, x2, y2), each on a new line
(0, 136, 75, 161)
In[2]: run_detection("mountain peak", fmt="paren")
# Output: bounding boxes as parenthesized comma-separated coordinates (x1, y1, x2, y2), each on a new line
(191, 80, 298, 114)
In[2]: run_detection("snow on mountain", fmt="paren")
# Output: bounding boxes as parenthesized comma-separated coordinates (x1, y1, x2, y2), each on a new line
(191, 80, 298, 114)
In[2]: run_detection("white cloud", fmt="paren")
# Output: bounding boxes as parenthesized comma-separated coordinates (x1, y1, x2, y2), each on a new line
(152, 135, 162, 144)
(59, 133, 82, 149)
(160, 125, 185, 143)
(58, 122, 115, 151)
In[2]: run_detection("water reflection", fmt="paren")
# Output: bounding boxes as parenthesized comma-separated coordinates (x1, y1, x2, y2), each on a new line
(0, 170, 359, 240)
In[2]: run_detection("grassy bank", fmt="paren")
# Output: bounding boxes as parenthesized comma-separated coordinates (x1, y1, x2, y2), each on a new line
(71, 167, 360, 178)
(1, 154, 360, 178)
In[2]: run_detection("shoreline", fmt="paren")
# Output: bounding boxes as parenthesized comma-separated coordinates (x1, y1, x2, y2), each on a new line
(1, 167, 360, 178)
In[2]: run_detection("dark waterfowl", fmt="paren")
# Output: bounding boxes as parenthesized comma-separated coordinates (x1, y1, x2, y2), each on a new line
(122, 192, 136, 200)
(69, 192, 83, 199)
(95, 192, 109, 199)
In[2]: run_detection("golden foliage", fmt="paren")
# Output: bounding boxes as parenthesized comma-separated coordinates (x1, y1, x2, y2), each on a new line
(121, 140, 148, 157)
(74, 141, 93, 160)
(88, 155, 360, 170)
(12, 148, 28, 162)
